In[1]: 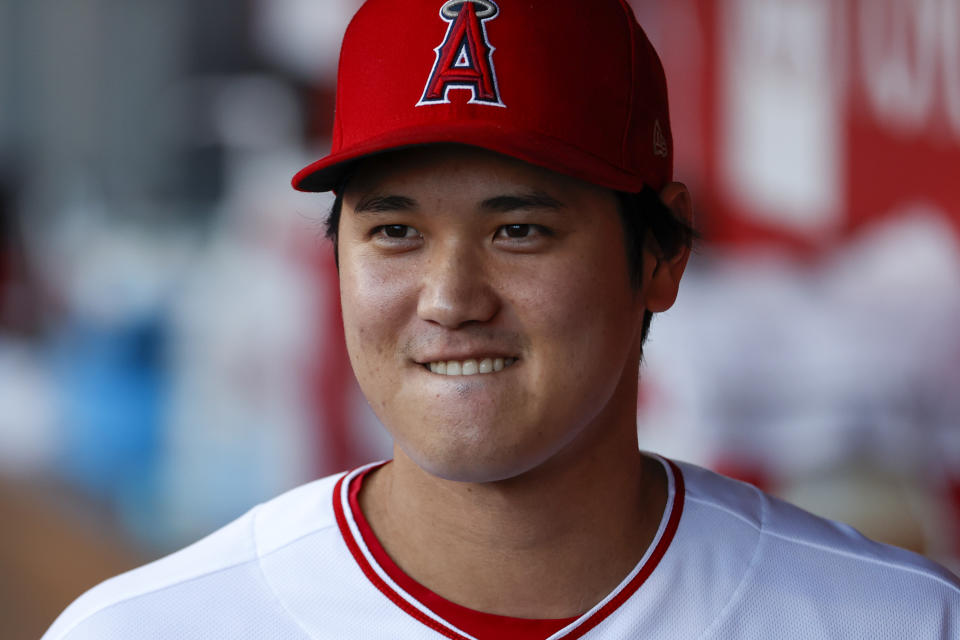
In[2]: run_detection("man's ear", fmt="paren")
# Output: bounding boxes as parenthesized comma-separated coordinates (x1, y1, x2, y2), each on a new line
(644, 182, 693, 313)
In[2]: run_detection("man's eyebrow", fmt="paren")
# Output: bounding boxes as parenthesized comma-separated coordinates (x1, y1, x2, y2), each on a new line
(351, 191, 564, 215)
(480, 191, 564, 213)
(353, 194, 418, 214)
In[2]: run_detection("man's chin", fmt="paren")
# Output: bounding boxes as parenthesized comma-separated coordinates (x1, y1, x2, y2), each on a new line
(398, 443, 549, 486)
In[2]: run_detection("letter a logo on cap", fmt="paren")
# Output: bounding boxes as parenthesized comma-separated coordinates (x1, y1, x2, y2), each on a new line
(418, 0, 505, 107)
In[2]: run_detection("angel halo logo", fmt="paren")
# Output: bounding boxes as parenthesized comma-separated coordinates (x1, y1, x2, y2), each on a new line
(418, 0, 505, 107)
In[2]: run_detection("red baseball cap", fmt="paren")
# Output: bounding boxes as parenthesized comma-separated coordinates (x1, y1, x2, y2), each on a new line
(292, 0, 672, 193)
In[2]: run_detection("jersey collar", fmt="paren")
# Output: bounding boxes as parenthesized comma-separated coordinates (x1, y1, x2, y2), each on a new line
(333, 456, 685, 640)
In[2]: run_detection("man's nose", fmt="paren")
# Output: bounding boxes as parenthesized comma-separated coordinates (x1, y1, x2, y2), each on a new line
(417, 243, 500, 329)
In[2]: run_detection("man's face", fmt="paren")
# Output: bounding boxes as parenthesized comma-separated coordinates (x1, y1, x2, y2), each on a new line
(338, 145, 649, 483)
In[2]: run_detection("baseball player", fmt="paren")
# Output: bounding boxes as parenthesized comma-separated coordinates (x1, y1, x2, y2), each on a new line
(44, 0, 959, 638)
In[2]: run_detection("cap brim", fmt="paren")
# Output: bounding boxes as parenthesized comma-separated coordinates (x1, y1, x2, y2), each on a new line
(291, 121, 655, 193)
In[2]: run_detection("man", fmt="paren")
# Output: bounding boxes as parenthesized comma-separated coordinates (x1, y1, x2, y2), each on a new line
(45, 0, 959, 638)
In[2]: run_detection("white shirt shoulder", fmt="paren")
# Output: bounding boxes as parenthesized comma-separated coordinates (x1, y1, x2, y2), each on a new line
(675, 460, 960, 639)
(42, 472, 345, 640)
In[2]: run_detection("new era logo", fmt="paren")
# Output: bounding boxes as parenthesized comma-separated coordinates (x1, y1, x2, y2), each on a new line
(653, 119, 669, 158)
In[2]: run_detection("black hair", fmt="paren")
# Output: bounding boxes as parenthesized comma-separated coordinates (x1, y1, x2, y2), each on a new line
(614, 186, 698, 343)
(324, 181, 696, 345)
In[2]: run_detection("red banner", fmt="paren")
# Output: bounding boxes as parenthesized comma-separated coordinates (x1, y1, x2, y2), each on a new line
(638, 0, 960, 253)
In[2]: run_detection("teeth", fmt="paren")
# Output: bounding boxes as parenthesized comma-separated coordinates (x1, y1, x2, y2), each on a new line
(426, 357, 517, 376)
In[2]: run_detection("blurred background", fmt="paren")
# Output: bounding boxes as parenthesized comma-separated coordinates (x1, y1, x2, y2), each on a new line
(1, 0, 958, 637)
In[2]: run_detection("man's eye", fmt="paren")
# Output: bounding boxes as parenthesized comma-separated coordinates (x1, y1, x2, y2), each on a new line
(496, 224, 551, 240)
(503, 224, 530, 238)
(374, 225, 419, 239)
(499, 224, 533, 239)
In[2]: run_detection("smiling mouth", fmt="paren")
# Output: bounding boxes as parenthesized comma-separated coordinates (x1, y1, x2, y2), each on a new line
(422, 358, 518, 376)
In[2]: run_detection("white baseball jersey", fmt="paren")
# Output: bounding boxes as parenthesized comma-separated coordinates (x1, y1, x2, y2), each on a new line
(43, 457, 960, 639)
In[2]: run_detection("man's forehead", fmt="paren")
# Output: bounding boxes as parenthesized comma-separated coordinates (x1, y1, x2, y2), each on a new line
(349, 144, 545, 185)
(345, 144, 612, 204)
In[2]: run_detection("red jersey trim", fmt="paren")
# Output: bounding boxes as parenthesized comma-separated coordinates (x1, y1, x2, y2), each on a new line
(560, 457, 685, 639)
(333, 462, 472, 640)
(334, 457, 686, 640)
(347, 468, 578, 640)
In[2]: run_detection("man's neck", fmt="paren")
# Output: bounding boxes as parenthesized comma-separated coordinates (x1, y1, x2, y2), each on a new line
(359, 422, 667, 619)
